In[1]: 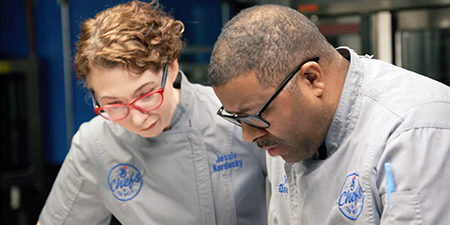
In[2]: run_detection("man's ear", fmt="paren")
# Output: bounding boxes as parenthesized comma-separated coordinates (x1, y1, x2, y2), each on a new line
(297, 61, 325, 97)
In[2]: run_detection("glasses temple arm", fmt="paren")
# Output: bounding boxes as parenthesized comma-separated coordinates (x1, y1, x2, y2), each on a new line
(257, 57, 319, 114)
(257, 66, 302, 114)
(161, 65, 169, 88)
(90, 91, 98, 107)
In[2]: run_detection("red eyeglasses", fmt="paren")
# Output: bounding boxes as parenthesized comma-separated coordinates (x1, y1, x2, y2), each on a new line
(92, 65, 168, 121)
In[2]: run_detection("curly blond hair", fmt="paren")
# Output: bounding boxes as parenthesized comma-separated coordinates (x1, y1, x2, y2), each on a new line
(75, 0, 184, 85)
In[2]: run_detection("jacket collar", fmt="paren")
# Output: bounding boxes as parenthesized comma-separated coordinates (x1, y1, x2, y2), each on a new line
(325, 47, 365, 157)
(170, 71, 193, 129)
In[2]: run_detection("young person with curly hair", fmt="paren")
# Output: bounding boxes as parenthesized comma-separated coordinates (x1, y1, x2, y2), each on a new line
(37, 1, 267, 224)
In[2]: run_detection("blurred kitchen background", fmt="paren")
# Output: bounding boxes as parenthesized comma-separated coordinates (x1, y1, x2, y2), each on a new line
(1, 0, 449, 224)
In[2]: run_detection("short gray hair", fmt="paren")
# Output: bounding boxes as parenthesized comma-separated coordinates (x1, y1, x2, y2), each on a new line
(208, 4, 334, 87)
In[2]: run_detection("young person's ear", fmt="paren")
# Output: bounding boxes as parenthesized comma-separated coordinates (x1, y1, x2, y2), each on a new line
(169, 58, 179, 84)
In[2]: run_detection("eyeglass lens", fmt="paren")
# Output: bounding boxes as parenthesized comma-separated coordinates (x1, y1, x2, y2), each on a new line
(239, 116, 268, 128)
(99, 92, 163, 120)
(220, 110, 269, 128)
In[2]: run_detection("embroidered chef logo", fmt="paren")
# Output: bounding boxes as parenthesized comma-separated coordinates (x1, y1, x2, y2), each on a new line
(212, 152, 243, 172)
(108, 163, 142, 201)
(338, 173, 364, 220)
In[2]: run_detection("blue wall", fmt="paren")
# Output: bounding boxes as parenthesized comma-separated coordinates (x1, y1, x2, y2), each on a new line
(0, 0, 222, 164)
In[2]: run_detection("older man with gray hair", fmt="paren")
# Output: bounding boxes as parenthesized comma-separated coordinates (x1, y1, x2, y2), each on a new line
(209, 4, 450, 225)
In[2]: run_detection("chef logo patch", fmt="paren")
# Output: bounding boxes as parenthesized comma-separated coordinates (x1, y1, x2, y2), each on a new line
(108, 163, 142, 201)
(338, 173, 364, 220)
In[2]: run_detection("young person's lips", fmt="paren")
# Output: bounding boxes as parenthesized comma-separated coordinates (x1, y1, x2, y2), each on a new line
(140, 120, 157, 131)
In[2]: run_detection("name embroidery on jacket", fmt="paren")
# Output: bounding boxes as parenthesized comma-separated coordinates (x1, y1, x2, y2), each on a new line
(212, 152, 243, 172)
(338, 173, 364, 220)
(108, 163, 143, 201)
(278, 175, 289, 194)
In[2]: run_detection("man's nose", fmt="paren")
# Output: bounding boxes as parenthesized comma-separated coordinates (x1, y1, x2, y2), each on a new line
(241, 123, 267, 143)
(129, 107, 149, 125)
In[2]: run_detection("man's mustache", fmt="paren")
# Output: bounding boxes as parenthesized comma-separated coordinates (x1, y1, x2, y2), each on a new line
(256, 136, 283, 148)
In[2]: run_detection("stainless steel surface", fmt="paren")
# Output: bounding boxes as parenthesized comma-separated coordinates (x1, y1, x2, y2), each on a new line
(300, 0, 450, 85)
(297, 0, 450, 16)
(397, 7, 450, 30)
(396, 7, 450, 85)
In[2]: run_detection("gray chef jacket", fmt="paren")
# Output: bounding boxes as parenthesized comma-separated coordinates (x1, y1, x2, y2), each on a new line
(39, 72, 267, 225)
(268, 47, 450, 224)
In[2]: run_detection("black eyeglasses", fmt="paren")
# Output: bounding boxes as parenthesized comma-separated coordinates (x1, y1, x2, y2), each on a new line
(217, 57, 320, 129)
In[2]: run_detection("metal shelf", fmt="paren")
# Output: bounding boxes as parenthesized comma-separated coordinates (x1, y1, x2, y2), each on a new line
(0, 56, 43, 188)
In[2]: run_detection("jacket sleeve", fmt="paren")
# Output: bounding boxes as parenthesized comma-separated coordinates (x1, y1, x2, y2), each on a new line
(378, 126, 450, 224)
(38, 124, 111, 225)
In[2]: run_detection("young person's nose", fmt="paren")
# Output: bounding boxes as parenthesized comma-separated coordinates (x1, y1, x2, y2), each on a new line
(129, 107, 149, 125)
